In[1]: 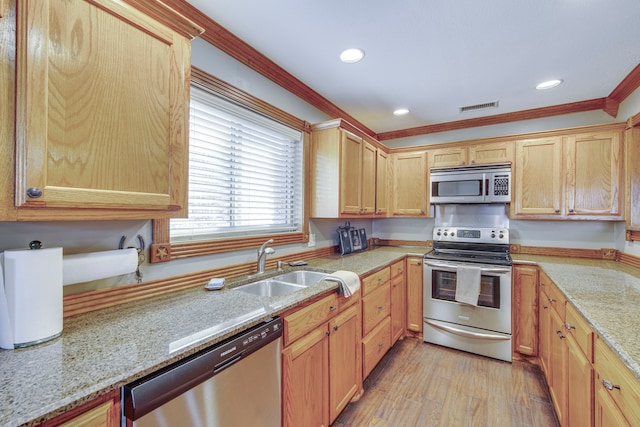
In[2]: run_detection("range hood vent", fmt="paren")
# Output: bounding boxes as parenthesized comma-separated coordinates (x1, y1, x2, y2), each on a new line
(459, 101, 499, 113)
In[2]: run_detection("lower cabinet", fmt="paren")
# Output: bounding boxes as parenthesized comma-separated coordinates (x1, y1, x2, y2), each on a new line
(40, 391, 119, 427)
(512, 264, 538, 356)
(361, 267, 392, 380)
(594, 336, 640, 427)
(390, 260, 406, 345)
(281, 290, 361, 427)
(405, 256, 423, 334)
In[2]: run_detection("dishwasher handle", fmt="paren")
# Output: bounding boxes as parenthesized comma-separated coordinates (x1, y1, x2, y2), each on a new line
(123, 317, 282, 421)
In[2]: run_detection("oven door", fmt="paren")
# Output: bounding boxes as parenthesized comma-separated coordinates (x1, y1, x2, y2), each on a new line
(422, 259, 511, 334)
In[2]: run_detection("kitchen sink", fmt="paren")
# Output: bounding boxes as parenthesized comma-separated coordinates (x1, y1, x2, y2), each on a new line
(271, 270, 329, 286)
(233, 280, 307, 297)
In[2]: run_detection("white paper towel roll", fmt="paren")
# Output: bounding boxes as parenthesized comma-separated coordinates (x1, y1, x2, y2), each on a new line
(63, 248, 139, 286)
(0, 261, 15, 349)
(3, 247, 63, 347)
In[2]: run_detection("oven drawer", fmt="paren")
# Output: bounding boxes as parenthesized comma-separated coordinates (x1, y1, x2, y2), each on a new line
(362, 283, 390, 336)
(362, 316, 391, 379)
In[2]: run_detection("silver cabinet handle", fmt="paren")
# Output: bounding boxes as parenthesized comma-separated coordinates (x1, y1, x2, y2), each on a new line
(548, 297, 556, 303)
(565, 323, 575, 330)
(26, 187, 43, 198)
(602, 379, 621, 390)
(329, 305, 338, 311)
(378, 305, 385, 311)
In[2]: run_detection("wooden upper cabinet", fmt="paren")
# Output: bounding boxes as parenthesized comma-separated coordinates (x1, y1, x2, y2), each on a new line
(360, 140, 377, 215)
(375, 150, 389, 216)
(513, 129, 624, 220)
(310, 120, 388, 218)
(430, 141, 514, 168)
(625, 126, 640, 229)
(390, 151, 429, 216)
(565, 131, 623, 218)
(13, 0, 201, 219)
(340, 132, 364, 215)
(513, 137, 564, 217)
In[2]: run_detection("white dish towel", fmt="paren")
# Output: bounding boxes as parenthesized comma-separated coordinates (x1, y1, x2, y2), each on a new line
(455, 265, 482, 306)
(324, 270, 360, 298)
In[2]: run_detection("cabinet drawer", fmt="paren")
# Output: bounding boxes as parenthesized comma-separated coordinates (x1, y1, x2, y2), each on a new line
(390, 260, 404, 279)
(362, 267, 390, 296)
(284, 292, 339, 345)
(565, 302, 594, 362)
(362, 283, 390, 336)
(540, 273, 566, 319)
(362, 316, 391, 379)
(595, 337, 640, 427)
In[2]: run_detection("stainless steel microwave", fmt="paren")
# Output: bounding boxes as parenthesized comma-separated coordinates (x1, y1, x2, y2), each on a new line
(430, 163, 511, 204)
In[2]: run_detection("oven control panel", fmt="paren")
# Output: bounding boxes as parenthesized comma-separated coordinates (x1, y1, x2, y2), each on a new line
(432, 227, 509, 244)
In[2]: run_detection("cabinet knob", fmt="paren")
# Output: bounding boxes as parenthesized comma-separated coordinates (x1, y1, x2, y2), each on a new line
(378, 305, 385, 311)
(569, 209, 575, 213)
(26, 187, 43, 198)
(329, 305, 338, 311)
(326, 330, 331, 336)
(554, 209, 560, 213)
(333, 325, 339, 331)
(565, 323, 575, 330)
(378, 343, 385, 349)
(548, 297, 555, 303)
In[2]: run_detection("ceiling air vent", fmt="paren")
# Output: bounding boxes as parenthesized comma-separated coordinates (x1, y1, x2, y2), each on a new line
(459, 101, 499, 113)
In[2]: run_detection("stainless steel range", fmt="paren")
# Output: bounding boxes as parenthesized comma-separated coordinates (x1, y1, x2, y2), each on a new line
(423, 220, 513, 362)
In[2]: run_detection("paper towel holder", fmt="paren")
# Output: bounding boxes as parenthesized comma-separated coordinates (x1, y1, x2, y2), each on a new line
(119, 235, 145, 283)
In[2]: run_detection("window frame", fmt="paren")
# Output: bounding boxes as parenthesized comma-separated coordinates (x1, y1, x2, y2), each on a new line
(150, 67, 311, 263)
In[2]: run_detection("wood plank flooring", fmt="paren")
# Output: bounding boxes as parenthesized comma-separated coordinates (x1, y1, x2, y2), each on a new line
(333, 338, 559, 427)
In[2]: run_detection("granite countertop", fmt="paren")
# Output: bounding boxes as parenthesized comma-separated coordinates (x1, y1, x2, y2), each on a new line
(513, 255, 640, 380)
(3, 247, 639, 426)
(0, 247, 412, 427)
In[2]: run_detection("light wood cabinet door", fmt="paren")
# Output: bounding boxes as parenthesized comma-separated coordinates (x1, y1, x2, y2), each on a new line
(513, 265, 538, 356)
(391, 151, 428, 216)
(549, 307, 568, 427)
(329, 304, 361, 424)
(566, 332, 594, 427)
(565, 131, 623, 218)
(361, 141, 377, 215)
(376, 150, 389, 216)
(538, 289, 551, 376)
(362, 316, 391, 379)
(42, 391, 119, 427)
(625, 126, 640, 229)
(430, 146, 467, 168)
(406, 256, 423, 333)
(468, 141, 514, 165)
(15, 0, 194, 215)
(282, 324, 329, 427)
(390, 260, 406, 345)
(340, 131, 364, 215)
(595, 386, 631, 427)
(514, 137, 563, 216)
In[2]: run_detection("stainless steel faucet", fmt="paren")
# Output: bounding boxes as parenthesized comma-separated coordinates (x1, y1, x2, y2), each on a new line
(256, 239, 275, 274)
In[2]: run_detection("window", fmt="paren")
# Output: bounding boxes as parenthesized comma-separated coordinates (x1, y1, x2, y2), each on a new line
(170, 85, 304, 242)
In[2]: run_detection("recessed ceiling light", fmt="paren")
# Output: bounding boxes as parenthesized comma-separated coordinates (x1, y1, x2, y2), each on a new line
(340, 48, 365, 63)
(393, 108, 410, 116)
(536, 79, 563, 90)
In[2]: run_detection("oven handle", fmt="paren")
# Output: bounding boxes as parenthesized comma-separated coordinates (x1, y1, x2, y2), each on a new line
(423, 260, 511, 274)
(424, 319, 510, 341)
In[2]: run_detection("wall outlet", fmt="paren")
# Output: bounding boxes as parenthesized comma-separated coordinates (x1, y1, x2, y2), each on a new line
(308, 233, 316, 247)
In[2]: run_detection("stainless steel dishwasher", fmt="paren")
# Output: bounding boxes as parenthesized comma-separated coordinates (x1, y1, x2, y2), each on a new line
(122, 317, 282, 427)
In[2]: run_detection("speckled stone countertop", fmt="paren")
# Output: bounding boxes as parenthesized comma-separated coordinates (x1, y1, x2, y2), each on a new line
(513, 255, 640, 381)
(3, 248, 638, 426)
(0, 247, 415, 427)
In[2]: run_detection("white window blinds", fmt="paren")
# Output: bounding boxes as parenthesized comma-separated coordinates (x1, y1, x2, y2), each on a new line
(170, 85, 304, 242)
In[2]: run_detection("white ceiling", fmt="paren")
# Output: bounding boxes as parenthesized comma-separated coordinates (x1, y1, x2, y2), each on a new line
(186, 0, 640, 134)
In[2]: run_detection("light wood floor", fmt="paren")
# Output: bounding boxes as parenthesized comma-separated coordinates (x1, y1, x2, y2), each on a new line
(333, 338, 560, 427)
